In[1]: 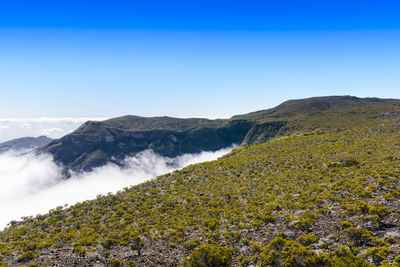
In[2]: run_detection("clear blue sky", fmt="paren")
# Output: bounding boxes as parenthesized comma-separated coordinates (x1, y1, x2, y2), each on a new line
(1, 0, 400, 118)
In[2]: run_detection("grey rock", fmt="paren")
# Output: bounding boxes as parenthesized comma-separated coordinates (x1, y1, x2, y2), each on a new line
(87, 252, 100, 261)
(294, 210, 305, 216)
(384, 231, 400, 239)
(284, 230, 296, 238)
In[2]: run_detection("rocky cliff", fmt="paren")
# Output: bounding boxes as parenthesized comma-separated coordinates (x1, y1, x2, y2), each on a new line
(39, 117, 254, 173)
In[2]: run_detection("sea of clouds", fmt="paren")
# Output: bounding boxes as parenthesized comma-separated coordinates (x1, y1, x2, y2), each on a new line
(0, 146, 234, 229)
(0, 117, 109, 142)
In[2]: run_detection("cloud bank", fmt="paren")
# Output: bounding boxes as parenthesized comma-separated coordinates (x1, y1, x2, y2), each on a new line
(0, 117, 108, 142)
(0, 146, 234, 229)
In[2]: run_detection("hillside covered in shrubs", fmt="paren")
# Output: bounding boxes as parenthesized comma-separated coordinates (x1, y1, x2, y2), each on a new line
(2, 96, 400, 266)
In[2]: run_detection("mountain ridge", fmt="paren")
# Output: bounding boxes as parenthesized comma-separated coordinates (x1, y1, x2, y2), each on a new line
(39, 95, 400, 174)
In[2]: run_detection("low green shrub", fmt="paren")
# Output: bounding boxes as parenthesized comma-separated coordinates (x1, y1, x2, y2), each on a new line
(260, 237, 329, 266)
(17, 251, 38, 262)
(364, 246, 391, 265)
(110, 258, 121, 267)
(298, 234, 319, 246)
(183, 243, 232, 267)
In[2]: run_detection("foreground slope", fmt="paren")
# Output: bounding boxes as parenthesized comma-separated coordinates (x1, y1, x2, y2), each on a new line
(2, 108, 400, 266)
(39, 96, 400, 174)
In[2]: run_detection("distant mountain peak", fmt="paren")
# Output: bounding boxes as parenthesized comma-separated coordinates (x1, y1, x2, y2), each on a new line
(0, 136, 53, 152)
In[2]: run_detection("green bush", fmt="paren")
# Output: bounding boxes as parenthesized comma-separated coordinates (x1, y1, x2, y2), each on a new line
(329, 246, 371, 267)
(260, 237, 329, 266)
(184, 239, 201, 250)
(344, 227, 374, 246)
(394, 255, 400, 267)
(339, 220, 353, 229)
(110, 258, 121, 267)
(298, 234, 319, 246)
(168, 243, 177, 248)
(183, 243, 233, 267)
(328, 153, 359, 167)
(17, 251, 38, 262)
(364, 247, 391, 265)
(239, 255, 251, 266)
(203, 218, 221, 231)
(0, 256, 5, 266)
(72, 244, 86, 255)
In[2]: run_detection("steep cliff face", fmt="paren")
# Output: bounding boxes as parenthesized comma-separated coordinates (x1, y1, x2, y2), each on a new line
(241, 121, 287, 145)
(40, 118, 254, 173)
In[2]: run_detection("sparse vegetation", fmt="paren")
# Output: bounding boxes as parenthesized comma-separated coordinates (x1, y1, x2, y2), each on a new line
(1, 96, 400, 265)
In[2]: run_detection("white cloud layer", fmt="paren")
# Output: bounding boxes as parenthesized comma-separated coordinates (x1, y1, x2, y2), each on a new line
(0, 117, 109, 123)
(0, 117, 108, 142)
(0, 146, 234, 229)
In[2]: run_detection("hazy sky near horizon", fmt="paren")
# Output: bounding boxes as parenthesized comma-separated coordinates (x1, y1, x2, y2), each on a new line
(1, 0, 400, 120)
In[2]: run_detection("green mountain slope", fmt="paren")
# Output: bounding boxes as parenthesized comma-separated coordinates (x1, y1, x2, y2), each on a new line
(84, 116, 226, 132)
(2, 96, 400, 266)
(0, 136, 52, 152)
(39, 96, 400, 174)
(234, 95, 400, 144)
